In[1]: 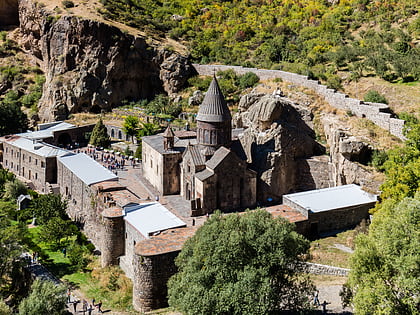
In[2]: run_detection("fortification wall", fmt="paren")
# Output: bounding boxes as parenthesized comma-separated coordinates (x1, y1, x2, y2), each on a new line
(304, 262, 349, 277)
(193, 64, 405, 140)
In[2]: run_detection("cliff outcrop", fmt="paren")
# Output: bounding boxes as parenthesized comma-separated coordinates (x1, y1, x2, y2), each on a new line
(17, 0, 193, 122)
(234, 93, 325, 202)
(234, 92, 381, 202)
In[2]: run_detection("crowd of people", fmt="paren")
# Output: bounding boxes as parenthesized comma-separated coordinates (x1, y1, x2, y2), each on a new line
(68, 289, 103, 314)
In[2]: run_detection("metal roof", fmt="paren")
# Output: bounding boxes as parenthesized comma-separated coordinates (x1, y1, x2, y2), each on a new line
(196, 76, 232, 123)
(124, 202, 186, 238)
(2, 136, 70, 157)
(58, 153, 118, 185)
(18, 122, 75, 140)
(283, 184, 377, 213)
(142, 134, 196, 155)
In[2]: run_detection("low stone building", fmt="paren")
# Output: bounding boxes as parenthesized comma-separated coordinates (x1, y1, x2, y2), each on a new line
(283, 184, 377, 236)
(0, 135, 70, 193)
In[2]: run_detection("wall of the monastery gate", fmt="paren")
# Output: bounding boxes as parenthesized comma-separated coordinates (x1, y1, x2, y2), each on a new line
(142, 141, 164, 194)
(296, 156, 332, 192)
(162, 153, 182, 195)
(308, 203, 375, 234)
(193, 64, 405, 140)
(133, 251, 179, 313)
(120, 222, 147, 279)
(50, 124, 95, 147)
(105, 124, 137, 144)
(1, 142, 52, 193)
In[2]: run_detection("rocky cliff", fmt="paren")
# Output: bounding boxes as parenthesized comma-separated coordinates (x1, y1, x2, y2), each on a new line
(0, 0, 18, 26)
(234, 92, 381, 202)
(234, 93, 325, 202)
(17, 0, 193, 121)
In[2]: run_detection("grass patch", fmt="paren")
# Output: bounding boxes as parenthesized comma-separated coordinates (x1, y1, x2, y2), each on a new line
(309, 230, 355, 269)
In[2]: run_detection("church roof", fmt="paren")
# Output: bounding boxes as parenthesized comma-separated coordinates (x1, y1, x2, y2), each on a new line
(184, 144, 206, 166)
(205, 146, 231, 169)
(196, 76, 232, 123)
(163, 126, 175, 138)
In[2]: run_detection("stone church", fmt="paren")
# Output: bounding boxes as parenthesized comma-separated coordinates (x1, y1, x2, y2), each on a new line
(142, 76, 257, 215)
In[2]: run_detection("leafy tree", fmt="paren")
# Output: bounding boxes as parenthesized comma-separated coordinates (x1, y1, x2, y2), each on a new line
(29, 194, 68, 225)
(0, 217, 25, 294)
(39, 217, 77, 250)
(89, 118, 110, 148)
(0, 300, 10, 315)
(168, 210, 314, 314)
(67, 243, 89, 271)
(3, 179, 27, 201)
(348, 195, 420, 314)
(122, 115, 139, 142)
(364, 90, 388, 104)
(0, 93, 28, 136)
(136, 122, 159, 139)
(145, 94, 181, 118)
(18, 279, 67, 315)
(238, 72, 260, 90)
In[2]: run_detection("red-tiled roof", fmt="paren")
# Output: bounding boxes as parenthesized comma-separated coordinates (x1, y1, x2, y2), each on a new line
(135, 226, 198, 256)
(265, 205, 308, 223)
(102, 207, 123, 218)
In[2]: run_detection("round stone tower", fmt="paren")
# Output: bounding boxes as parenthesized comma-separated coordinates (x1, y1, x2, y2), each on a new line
(196, 75, 232, 149)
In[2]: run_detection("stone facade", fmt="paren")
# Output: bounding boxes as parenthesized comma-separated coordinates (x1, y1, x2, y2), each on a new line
(105, 124, 138, 144)
(193, 64, 405, 140)
(0, 136, 68, 193)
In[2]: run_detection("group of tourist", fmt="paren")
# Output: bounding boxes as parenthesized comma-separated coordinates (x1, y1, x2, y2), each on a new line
(69, 289, 103, 314)
(75, 147, 138, 172)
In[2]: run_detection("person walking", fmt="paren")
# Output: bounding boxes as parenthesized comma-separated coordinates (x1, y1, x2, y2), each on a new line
(73, 299, 79, 313)
(313, 289, 320, 306)
(96, 300, 103, 313)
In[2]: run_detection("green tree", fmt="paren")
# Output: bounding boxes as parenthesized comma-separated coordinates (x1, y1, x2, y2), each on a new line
(89, 118, 110, 148)
(39, 217, 77, 250)
(0, 94, 28, 136)
(348, 195, 420, 314)
(168, 210, 313, 314)
(3, 179, 27, 201)
(122, 115, 139, 142)
(29, 194, 68, 225)
(18, 280, 67, 315)
(0, 217, 24, 294)
(0, 300, 10, 315)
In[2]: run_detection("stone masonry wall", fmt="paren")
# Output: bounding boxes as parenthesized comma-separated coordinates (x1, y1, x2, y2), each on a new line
(304, 262, 349, 277)
(193, 64, 405, 140)
(133, 252, 179, 313)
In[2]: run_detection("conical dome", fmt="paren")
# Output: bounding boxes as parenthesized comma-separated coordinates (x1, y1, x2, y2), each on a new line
(196, 76, 232, 123)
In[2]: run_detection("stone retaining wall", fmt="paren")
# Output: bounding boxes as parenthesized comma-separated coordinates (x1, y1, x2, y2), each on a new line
(304, 262, 350, 277)
(193, 64, 405, 140)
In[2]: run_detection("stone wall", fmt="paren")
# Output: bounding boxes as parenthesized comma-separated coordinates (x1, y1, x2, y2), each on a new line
(193, 64, 405, 140)
(133, 252, 179, 313)
(296, 156, 332, 191)
(304, 262, 349, 277)
(120, 221, 147, 279)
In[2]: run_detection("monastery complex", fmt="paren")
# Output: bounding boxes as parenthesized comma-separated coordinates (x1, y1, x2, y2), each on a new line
(0, 76, 377, 312)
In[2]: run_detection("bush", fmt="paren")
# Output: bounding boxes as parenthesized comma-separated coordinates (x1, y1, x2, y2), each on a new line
(238, 72, 260, 89)
(61, 0, 74, 8)
(67, 243, 89, 270)
(370, 150, 388, 171)
(364, 90, 388, 104)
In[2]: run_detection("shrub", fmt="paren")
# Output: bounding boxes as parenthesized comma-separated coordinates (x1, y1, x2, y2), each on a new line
(61, 0, 74, 8)
(238, 72, 260, 89)
(364, 90, 388, 104)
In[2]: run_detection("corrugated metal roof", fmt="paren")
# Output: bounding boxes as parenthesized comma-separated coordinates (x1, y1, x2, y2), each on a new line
(124, 202, 186, 238)
(19, 122, 75, 140)
(58, 153, 118, 185)
(283, 184, 377, 213)
(196, 76, 232, 122)
(2, 136, 70, 157)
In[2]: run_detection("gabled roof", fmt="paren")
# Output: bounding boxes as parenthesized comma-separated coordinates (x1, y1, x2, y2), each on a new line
(1, 136, 70, 157)
(205, 146, 231, 170)
(184, 144, 206, 166)
(124, 202, 186, 239)
(58, 153, 118, 186)
(195, 168, 214, 181)
(163, 126, 175, 138)
(196, 76, 232, 123)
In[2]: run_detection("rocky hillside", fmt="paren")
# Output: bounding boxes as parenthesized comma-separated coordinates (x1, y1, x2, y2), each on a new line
(2, 0, 194, 122)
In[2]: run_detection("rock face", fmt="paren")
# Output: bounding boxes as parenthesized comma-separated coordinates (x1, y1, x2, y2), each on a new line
(234, 93, 325, 202)
(18, 0, 193, 121)
(0, 0, 19, 26)
(322, 115, 381, 192)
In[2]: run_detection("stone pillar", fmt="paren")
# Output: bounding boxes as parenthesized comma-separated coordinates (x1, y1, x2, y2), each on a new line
(100, 214, 125, 267)
(133, 251, 179, 312)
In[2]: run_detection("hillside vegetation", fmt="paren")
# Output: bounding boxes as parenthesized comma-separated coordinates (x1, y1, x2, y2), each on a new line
(99, 0, 420, 86)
